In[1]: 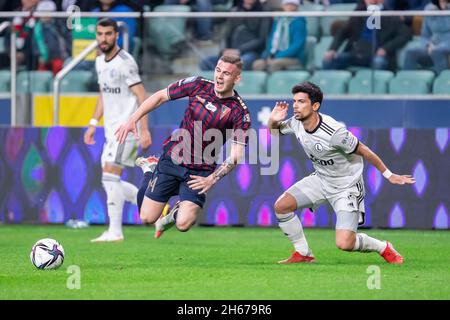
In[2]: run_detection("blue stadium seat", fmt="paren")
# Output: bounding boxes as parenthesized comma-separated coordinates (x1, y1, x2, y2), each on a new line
(299, 3, 323, 38)
(212, 0, 233, 11)
(60, 71, 94, 93)
(397, 36, 422, 69)
(309, 70, 352, 94)
(432, 70, 450, 94)
(313, 36, 333, 69)
(348, 70, 395, 94)
(266, 71, 310, 94)
(146, 5, 191, 56)
(286, 36, 317, 71)
(17, 71, 53, 93)
(235, 71, 267, 95)
(0, 70, 10, 93)
(389, 70, 435, 94)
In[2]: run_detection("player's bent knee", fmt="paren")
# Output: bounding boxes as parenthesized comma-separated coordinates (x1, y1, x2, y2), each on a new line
(335, 239, 355, 251)
(139, 209, 158, 224)
(175, 221, 192, 232)
(274, 195, 296, 214)
(140, 213, 156, 224)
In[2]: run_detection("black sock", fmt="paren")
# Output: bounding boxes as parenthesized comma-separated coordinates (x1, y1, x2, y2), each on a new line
(137, 171, 153, 212)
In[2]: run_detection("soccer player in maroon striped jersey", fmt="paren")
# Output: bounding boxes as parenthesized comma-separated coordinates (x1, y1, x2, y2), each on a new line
(115, 55, 251, 237)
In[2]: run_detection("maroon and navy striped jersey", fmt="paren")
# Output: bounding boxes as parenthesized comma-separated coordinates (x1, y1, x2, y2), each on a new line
(162, 76, 251, 171)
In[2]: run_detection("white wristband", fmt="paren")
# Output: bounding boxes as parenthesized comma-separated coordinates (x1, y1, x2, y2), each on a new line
(89, 118, 98, 127)
(382, 169, 393, 179)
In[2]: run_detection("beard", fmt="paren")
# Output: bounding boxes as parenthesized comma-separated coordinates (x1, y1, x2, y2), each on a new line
(99, 43, 115, 54)
(295, 112, 311, 122)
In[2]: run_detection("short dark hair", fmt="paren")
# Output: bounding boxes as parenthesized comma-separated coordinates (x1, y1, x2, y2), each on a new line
(219, 55, 243, 72)
(96, 18, 119, 32)
(292, 81, 323, 106)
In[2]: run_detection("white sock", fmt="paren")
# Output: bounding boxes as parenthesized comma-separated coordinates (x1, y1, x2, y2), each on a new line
(102, 173, 125, 237)
(120, 180, 138, 205)
(276, 212, 312, 257)
(353, 233, 386, 253)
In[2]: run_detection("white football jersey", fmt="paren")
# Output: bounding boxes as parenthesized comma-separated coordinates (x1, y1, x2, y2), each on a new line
(95, 49, 142, 140)
(280, 113, 363, 194)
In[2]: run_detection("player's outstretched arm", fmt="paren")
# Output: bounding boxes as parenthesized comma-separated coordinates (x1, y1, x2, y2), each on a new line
(115, 89, 169, 144)
(267, 101, 289, 131)
(355, 141, 415, 185)
(188, 143, 245, 195)
(130, 83, 152, 148)
(84, 94, 104, 145)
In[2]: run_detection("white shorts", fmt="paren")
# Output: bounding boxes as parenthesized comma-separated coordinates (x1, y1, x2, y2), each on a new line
(101, 138, 138, 168)
(286, 173, 366, 232)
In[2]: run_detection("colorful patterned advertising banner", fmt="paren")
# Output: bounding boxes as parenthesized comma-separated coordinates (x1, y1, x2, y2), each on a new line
(0, 127, 448, 229)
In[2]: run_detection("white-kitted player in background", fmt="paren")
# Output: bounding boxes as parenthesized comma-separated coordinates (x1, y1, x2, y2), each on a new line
(84, 18, 152, 242)
(268, 81, 415, 264)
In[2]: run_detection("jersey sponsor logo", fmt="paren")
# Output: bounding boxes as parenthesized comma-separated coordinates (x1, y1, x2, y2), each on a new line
(102, 83, 121, 94)
(196, 95, 217, 113)
(205, 102, 217, 112)
(309, 153, 335, 166)
(314, 143, 324, 152)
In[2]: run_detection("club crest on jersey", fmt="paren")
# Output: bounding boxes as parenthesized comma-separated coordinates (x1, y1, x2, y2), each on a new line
(314, 143, 324, 152)
(109, 68, 118, 79)
(220, 106, 231, 119)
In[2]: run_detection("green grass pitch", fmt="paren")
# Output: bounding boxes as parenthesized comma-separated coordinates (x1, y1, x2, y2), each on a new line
(1, 225, 449, 300)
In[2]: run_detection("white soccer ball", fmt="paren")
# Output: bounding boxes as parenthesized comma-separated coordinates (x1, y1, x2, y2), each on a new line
(30, 238, 65, 270)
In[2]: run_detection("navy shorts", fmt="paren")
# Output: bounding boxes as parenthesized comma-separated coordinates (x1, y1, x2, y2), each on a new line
(144, 154, 212, 208)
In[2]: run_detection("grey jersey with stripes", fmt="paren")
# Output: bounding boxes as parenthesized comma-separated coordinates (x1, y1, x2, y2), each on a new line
(280, 113, 363, 194)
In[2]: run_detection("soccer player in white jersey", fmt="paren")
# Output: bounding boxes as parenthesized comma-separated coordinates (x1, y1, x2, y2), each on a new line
(268, 82, 415, 264)
(84, 18, 152, 242)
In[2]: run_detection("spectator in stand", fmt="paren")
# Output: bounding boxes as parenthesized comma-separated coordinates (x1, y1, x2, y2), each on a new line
(92, 0, 137, 52)
(52, 0, 97, 11)
(34, 1, 70, 75)
(385, 0, 428, 11)
(8, 0, 40, 70)
(199, 0, 271, 70)
(322, 0, 412, 71)
(163, 0, 231, 41)
(0, 0, 21, 12)
(252, 0, 307, 72)
(403, 0, 450, 74)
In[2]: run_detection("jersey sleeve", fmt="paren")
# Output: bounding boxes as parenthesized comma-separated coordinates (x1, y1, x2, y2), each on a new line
(330, 127, 359, 154)
(123, 58, 142, 87)
(279, 117, 296, 135)
(231, 107, 252, 146)
(167, 76, 201, 100)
